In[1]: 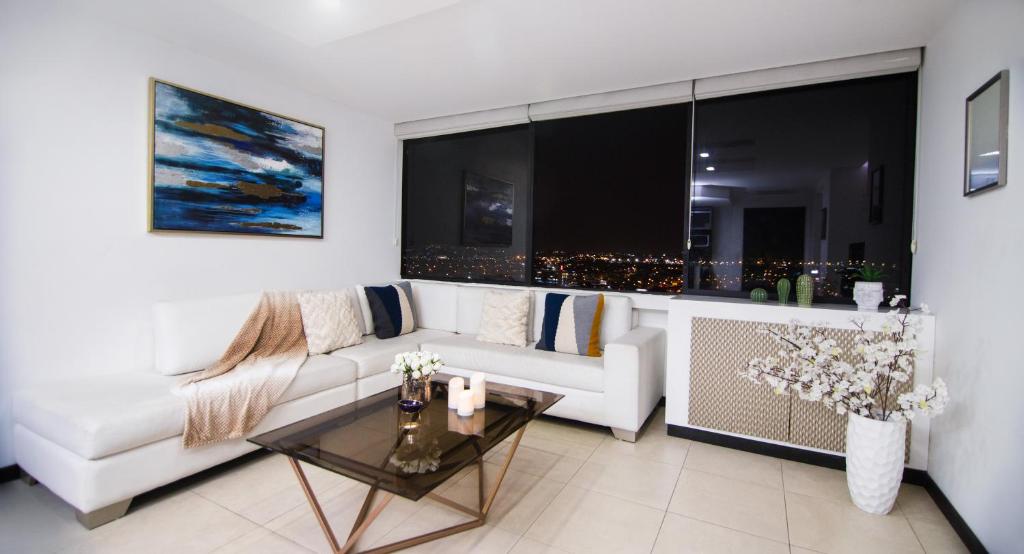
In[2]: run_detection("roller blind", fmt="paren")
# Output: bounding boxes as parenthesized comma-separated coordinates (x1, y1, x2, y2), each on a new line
(394, 48, 921, 137)
(695, 48, 921, 99)
(394, 105, 529, 140)
(527, 81, 693, 121)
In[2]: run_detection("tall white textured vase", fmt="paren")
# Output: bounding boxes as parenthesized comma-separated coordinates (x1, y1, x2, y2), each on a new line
(845, 413, 906, 515)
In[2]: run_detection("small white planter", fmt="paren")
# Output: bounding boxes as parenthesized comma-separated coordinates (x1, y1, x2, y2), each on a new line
(846, 413, 906, 515)
(853, 281, 884, 311)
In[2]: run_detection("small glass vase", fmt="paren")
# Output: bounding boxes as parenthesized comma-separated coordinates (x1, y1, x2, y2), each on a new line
(400, 374, 432, 410)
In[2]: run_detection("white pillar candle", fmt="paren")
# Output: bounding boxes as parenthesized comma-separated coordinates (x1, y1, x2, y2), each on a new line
(470, 372, 486, 409)
(457, 389, 475, 417)
(447, 377, 464, 410)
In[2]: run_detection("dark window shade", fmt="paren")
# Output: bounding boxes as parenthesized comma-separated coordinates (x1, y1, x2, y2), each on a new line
(687, 72, 917, 303)
(532, 104, 690, 292)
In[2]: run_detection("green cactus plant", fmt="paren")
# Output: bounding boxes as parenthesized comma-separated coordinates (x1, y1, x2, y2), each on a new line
(750, 288, 767, 303)
(796, 274, 813, 306)
(776, 278, 791, 304)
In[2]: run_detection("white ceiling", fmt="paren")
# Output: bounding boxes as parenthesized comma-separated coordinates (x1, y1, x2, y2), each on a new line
(75, 0, 958, 123)
(212, 0, 465, 47)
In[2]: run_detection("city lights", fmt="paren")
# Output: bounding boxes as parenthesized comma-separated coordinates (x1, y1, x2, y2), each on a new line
(404, 245, 894, 299)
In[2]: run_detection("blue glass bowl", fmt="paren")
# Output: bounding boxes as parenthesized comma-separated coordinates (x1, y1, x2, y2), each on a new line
(397, 399, 424, 413)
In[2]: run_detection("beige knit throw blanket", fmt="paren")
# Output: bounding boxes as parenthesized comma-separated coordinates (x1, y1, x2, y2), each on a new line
(179, 291, 307, 448)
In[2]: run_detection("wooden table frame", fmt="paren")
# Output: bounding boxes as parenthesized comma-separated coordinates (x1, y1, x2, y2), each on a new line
(288, 426, 526, 554)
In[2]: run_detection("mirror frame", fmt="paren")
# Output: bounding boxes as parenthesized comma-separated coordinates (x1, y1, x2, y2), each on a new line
(963, 70, 1010, 196)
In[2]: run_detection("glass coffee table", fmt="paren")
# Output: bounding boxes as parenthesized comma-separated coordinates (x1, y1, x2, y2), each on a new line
(249, 376, 562, 554)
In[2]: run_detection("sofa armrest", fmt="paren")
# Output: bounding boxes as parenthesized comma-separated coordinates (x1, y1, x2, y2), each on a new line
(603, 327, 666, 434)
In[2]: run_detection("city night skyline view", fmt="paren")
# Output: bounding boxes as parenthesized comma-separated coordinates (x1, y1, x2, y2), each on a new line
(402, 243, 902, 299)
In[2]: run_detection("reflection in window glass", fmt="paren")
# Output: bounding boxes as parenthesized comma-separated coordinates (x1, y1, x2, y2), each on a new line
(687, 73, 917, 302)
(401, 126, 531, 283)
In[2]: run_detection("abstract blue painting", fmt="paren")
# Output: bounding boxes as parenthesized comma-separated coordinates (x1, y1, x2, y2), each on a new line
(150, 80, 324, 237)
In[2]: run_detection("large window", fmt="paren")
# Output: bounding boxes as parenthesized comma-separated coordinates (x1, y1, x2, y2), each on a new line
(401, 72, 918, 303)
(401, 125, 531, 283)
(532, 104, 690, 292)
(688, 73, 917, 301)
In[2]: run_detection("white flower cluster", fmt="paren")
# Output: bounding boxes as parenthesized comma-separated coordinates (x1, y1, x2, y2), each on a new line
(741, 309, 949, 422)
(390, 351, 443, 380)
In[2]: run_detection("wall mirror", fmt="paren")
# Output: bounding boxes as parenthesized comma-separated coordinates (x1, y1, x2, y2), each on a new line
(964, 70, 1009, 196)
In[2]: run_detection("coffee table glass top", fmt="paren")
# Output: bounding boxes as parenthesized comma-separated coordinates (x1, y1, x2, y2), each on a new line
(249, 376, 562, 500)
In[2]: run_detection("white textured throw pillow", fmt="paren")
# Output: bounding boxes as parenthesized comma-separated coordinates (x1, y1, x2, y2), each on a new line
(476, 290, 531, 347)
(297, 291, 364, 355)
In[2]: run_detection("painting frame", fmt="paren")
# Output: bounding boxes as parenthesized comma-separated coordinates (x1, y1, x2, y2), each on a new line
(460, 171, 515, 247)
(148, 78, 326, 238)
(963, 70, 1009, 197)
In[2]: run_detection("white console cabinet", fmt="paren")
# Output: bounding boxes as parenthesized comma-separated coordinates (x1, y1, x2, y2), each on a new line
(665, 295, 935, 470)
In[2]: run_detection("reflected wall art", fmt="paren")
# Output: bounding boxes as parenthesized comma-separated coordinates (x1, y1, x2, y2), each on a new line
(149, 79, 324, 237)
(461, 172, 514, 246)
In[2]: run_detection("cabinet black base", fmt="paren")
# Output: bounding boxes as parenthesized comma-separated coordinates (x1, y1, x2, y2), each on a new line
(667, 423, 923, 484)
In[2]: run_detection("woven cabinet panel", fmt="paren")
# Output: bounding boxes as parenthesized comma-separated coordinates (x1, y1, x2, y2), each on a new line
(789, 386, 849, 453)
(786, 326, 861, 453)
(688, 317, 790, 441)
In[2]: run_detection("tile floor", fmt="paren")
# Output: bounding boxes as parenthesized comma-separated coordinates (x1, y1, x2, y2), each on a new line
(0, 408, 969, 554)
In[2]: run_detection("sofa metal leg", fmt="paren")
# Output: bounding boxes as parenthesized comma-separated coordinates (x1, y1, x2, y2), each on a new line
(19, 470, 38, 486)
(75, 498, 132, 529)
(611, 428, 637, 442)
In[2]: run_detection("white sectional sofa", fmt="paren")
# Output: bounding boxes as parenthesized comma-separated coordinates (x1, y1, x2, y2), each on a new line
(12, 281, 664, 529)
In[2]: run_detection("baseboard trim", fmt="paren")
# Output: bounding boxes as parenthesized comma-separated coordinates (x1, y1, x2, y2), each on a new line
(0, 464, 19, 483)
(918, 473, 988, 553)
(667, 424, 986, 553)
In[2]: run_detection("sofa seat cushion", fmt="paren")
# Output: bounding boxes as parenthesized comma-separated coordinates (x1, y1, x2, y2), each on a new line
(329, 329, 454, 378)
(420, 334, 604, 393)
(12, 355, 357, 460)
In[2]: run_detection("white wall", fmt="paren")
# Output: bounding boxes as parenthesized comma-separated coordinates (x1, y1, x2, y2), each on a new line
(0, 3, 400, 466)
(914, 2, 1024, 552)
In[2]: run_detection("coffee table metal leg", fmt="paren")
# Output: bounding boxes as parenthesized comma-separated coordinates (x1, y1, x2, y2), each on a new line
(289, 458, 342, 553)
(350, 486, 378, 537)
(339, 492, 393, 554)
(477, 456, 486, 512)
(482, 425, 525, 516)
(291, 425, 528, 554)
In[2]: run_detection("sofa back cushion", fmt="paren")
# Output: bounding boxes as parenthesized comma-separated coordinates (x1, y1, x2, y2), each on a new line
(533, 291, 632, 347)
(410, 281, 458, 332)
(153, 292, 261, 375)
